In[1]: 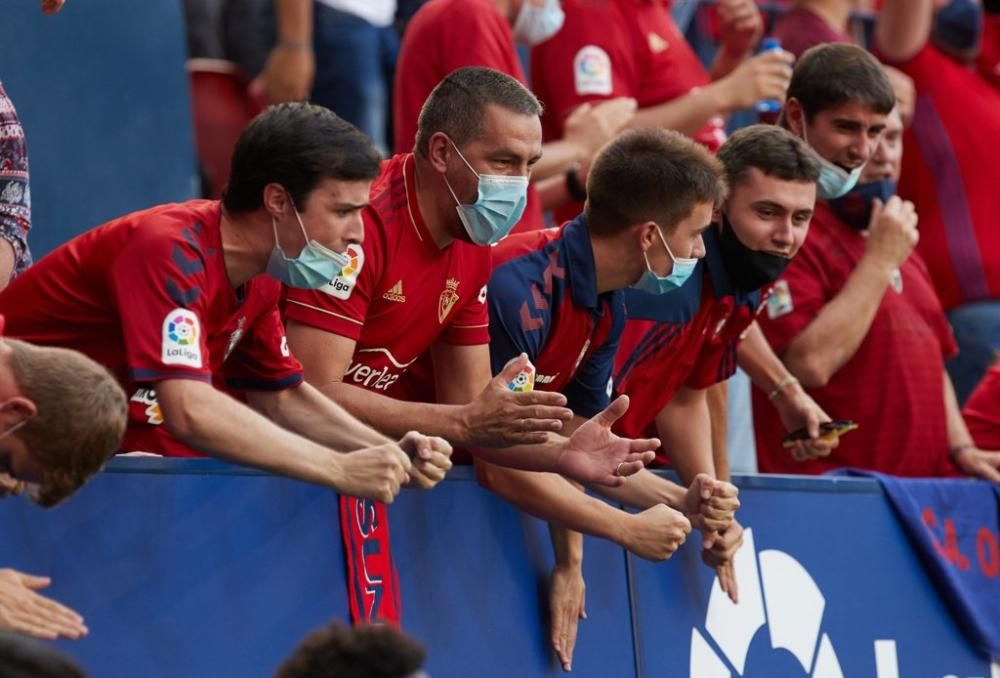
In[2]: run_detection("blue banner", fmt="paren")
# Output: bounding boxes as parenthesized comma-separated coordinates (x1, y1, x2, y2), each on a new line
(837, 470, 1000, 659)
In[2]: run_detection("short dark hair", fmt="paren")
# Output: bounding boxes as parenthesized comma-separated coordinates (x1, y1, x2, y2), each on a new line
(717, 125, 822, 190)
(414, 66, 542, 156)
(585, 128, 727, 237)
(0, 631, 86, 678)
(276, 622, 426, 678)
(223, 103, 382, 213)
(784, 44, 895, 123)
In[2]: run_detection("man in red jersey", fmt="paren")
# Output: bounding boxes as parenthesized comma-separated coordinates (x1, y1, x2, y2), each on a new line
(876, 0, 1000, 403)
(530, 0, 793, 222)
(284, 67, 659, 625)
(0, 103, 451, 503)
(286, 68, 657, 485)
(755, 44, 1000, 480)
(393, 0, 637, 231)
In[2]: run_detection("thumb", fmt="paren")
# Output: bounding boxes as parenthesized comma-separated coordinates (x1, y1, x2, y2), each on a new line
(592, 395, 629, 428)
(694, 473, 714, 500)
(867, 198, 884, 230)
(19, 573, 50, 590)
(496, 353, 530, 385)
(569, 102, 592, 121)
(806, 411, 821, 439)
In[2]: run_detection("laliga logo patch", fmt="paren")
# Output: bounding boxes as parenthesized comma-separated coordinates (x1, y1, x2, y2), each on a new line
(690, 528, 848, 677)
(161, 308, 202, 368)
(574, 45, 612, 96)
(508, 362, 536, 393)
(320, 243, 365, 300)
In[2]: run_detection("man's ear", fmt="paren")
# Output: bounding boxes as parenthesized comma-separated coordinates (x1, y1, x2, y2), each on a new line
(0, 396, 37, 421)
(636, 220, 659, 253)
(784, 98, 805, 138)
(262, 183, 292, 217)
(427, 132, 454, 174)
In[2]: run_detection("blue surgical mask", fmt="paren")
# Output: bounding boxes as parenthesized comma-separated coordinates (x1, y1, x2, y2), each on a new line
(512, 0, 566, 46)
(445, 140, 529, 246)
(266, 206, 350, 289)
(802, 122, 865, 199)
(631, 226, 698, 295)
(934, 0, 983, 52)
(828, 179, 898, 231)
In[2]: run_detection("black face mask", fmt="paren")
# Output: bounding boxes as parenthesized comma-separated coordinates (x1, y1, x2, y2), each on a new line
(827, 180, 897, 231)
(717, 214, 792, 293)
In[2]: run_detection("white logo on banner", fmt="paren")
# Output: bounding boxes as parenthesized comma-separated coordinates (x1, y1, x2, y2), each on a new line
(689, 528, 855, 678)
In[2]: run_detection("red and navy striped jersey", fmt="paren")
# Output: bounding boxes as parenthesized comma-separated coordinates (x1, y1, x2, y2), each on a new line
(487, 215, 625, 418)
(613, 227, 763, 443)
(0, 200, 302, 456)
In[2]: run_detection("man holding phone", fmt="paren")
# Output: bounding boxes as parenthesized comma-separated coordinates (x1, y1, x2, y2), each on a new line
(755, 43, 1000, 481)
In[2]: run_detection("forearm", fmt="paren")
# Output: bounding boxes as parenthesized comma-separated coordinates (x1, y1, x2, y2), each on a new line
(536, 173, 574, 212)
(588, 468, 684, 511)
(476, 460, 626, 543)
(654, 388, 714, 485)
(0, 239, 15, 290)
(737, 323, 786, 389)
(274, 0, 313, 44)
(160, 381, 343, 486)
(875, 0, 932, 63)
(467, 433, 566, 473)
(315, 380, 468, 442)
(628, 83, 733, 137)
(247, 383, 392, 449)
(707, 381, 731, 483)
(549, 523, 584, 567)
(533, 140, 585, 181)
(782, 257, 892, 387)
(944, 372, 974, 449)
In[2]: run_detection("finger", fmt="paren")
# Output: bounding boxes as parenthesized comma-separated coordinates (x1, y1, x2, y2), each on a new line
(975, 461, 1000, 483)
(702, 529, 720, 549)
(507, 431, 552, 446)
(519, 390, 570, 407)
(693, 473, 714, 500)
(514, 401, 576, 421)
(497, 353, 531, 385)
(564, 610, 579, 672)
(430, 437, 453, 457)
(615, 459, 647, 477)
(707, 495, 741, 511)
(10, 616, 59, 640)
(591, 395, 629, 428)
(18, 573, 51, 590)
(31, 593, 85, 625)
(512, 418, 564, 434)
(627, 437, 660, 454)
(710, 481, 739, 499)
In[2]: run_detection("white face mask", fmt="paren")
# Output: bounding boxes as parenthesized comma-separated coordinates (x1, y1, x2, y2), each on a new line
(802, 119, 865, 199)
(512, 0, 566, 46)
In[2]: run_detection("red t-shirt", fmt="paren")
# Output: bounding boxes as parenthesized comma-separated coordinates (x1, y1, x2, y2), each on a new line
(283, 154, 491, 394)
(978, 14, 1000, 91)
(530, 0, 725, 222)
(612, 228, 762, 457)
(392, 0, 544, 232)
(963, 362, 1000, 450)
(0, 200, 303, 456)
(887, 44, 1000, 310)
(753, 203, 958, 477)
(769, 6, 850, 59)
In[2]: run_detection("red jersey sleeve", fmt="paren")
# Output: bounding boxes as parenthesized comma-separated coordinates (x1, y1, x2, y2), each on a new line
(110, 222, 215, 384)
(530, 1, 636, 134)
(755, 242, 831, 357)
(282, 213, 384, 341)
(223, 306, 304, 392)
(964, 364, 1000, 450)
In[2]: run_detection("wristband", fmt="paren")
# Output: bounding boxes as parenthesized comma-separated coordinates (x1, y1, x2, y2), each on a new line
(768, 376, 799, 401)
(565, 165, 587, 202)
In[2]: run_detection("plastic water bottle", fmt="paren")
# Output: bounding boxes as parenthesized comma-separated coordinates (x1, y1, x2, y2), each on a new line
(755, 38, 783, 114)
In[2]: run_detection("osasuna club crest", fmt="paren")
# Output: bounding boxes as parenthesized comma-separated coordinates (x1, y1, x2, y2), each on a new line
(438, 278, 460, 323)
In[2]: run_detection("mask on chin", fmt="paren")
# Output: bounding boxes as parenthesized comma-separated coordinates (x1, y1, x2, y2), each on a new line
(801, 117, 866, 199)
(717, 214, 793, 292)
(827, 179, 897, 231)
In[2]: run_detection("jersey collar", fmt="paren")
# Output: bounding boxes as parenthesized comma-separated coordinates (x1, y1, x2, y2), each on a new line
(402, 153, 440, 254)
(564, 214, 609, 311)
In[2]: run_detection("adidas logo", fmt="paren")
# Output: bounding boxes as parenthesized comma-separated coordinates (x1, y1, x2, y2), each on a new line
(382, 280, 406, 303)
